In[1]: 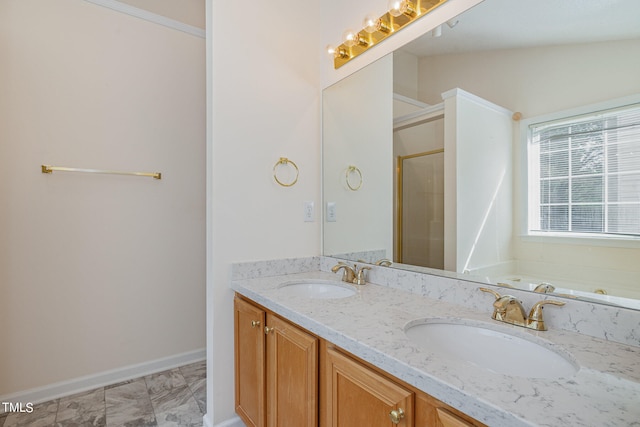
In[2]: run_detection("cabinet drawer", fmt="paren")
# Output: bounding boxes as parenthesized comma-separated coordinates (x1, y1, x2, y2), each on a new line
(325, 347, 414, 427)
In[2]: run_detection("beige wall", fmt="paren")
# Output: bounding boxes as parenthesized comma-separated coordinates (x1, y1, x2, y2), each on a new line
(418, 39, 640, 116)
(0, 0, 205, 395)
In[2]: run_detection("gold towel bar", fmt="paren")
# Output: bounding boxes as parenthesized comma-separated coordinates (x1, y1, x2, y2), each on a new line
(41, 165, 161, 180)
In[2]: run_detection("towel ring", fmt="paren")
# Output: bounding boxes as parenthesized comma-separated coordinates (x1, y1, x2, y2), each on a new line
(273, 157, 299, 187)
(346, 165, 363, 191)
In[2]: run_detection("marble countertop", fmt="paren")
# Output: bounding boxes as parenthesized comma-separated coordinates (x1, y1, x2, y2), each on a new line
(231, 270, 640, 427)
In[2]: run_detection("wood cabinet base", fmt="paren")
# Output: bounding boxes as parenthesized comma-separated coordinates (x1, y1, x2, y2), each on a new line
(235, 294, 485, 427)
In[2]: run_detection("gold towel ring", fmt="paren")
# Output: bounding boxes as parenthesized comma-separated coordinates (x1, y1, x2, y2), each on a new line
(273, 157, 299, 187)
(346, 165, 362, 191)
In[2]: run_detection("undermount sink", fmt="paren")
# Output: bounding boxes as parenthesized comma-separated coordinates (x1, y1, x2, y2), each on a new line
(278, 280, 356, 299)
(404, 319, 578, 379)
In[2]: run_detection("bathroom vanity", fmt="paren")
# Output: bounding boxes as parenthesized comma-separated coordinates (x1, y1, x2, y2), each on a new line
(231, 257, 640, 427)
(235, 295, 484, 427)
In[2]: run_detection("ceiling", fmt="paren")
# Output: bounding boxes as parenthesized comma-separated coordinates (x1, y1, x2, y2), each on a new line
(401, 0, 640, 57)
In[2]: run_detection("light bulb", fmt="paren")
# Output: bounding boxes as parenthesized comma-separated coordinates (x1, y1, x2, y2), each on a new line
(327, 45, 349, 60)
(363, 14, 379, 33)
(388, 0, 404, 17)
(388, 0, 416, 18)
(363, 14, 391, 34)
(342, 29, 359, 47)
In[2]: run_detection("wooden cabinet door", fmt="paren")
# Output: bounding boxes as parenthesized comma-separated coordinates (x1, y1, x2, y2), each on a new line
(235, 297, 266, 427)
(415, 391, 486, 427)
(325, 347, 414, 427)
(266, 313, 318, 427)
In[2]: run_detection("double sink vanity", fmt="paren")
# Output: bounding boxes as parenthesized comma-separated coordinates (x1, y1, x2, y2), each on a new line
(231, 257, 640, 427)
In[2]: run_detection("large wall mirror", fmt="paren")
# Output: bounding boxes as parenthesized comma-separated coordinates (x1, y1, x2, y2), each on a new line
(322, 0, 640, 310)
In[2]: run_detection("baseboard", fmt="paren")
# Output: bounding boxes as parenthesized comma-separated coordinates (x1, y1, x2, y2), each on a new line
(0, 348, 205, 410)
(212, 415, 244, 427)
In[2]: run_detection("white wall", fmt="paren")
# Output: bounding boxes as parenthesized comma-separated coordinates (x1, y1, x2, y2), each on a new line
(443, 90, 513, 273)
(323, 55, 393, 258)
(0, 0, 205, 397)
(393, 51, 420, 99)
(207, 0, 322, 424)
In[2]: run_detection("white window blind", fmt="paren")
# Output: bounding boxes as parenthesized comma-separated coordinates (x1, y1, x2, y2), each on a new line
(528, 102, 640, 237)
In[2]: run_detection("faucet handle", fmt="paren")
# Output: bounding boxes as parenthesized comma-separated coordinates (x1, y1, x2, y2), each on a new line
(534, 282, 556, 293)
(479, 287, 502, 300)
(527, 299, 566, 331)
(355, 266, 371, 285)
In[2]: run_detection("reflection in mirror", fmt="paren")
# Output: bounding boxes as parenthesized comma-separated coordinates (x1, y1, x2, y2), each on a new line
(322, 0, 640, 310)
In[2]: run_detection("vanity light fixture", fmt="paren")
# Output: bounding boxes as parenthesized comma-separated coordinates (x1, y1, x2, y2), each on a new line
(328, 0, 449, 69)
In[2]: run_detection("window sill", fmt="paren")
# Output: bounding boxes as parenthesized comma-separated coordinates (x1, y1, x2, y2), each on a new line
(520, 232, 640, 249)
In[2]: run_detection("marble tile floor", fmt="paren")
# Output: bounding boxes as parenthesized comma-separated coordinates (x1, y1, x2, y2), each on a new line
(0, 360, 206, 427)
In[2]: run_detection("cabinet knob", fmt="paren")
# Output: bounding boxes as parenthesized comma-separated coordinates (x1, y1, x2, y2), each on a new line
(264, 326, 274, 335)
(251, 320, 261, 328)
(389, 408, 405, 424)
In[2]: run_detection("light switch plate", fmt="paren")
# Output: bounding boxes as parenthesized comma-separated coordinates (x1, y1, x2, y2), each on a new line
(326, 202, 337, 222)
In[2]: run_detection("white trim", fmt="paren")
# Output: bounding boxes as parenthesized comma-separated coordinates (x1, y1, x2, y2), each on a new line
(83, 0, 205, 39)
(393, 93, 431, 109)
(0, 349, 205, 409)
(519, 233, 640, 249)
(394, 103, 444, 130)
(441, 88, 513, 117)
(212, 416, 245, 427)
(520, 93, 640, 128)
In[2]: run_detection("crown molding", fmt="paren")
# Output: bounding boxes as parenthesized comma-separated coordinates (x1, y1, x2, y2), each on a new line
(84, 0, 205, 39)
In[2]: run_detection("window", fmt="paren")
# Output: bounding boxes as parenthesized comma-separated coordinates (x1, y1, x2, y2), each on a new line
(527, 102, 640, 238)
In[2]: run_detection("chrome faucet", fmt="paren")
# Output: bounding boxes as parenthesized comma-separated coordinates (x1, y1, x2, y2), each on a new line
(332, 262, 371, 285)
(479, 287, 565, 331)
